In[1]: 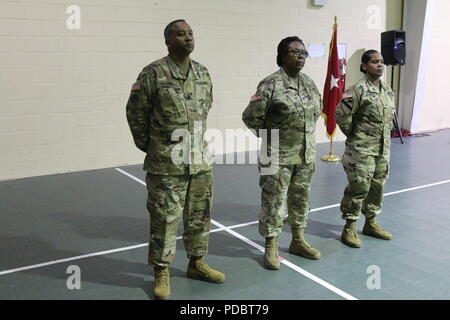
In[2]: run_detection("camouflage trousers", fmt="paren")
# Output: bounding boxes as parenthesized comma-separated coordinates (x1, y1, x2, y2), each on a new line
(145, 170, 213, 267)
(340, 149, 390, 220)
(258, 163, 315, 238)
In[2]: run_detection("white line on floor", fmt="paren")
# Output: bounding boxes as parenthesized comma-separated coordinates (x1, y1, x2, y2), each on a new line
(0, 244, 148, 276)
(384, 180, 450, 196)
(0, 221, 257, 276)
(210, 219, 357, 300)
(2, 167, 449, 296)
(115, 168, 146, 186)
(116, 170, 356, 299)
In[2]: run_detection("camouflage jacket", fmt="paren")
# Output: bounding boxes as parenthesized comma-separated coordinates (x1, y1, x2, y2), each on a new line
(335, 77, 395, 156)
(242, 68, 322, 165)
(126, 56, 213, 175)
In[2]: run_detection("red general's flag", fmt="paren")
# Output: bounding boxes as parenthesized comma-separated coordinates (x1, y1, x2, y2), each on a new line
(322, 18, 344, 140)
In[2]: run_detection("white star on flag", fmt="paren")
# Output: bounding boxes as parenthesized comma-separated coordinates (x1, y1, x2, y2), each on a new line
(330, 75, 340, 90)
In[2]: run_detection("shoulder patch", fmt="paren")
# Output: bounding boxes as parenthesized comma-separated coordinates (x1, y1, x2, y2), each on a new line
(342, 91, 353, 99)
(250, 93, 262, 102)
(131, 82, 141, 91)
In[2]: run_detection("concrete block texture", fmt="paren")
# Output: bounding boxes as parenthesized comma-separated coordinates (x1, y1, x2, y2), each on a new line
(0, 0, 400, 180)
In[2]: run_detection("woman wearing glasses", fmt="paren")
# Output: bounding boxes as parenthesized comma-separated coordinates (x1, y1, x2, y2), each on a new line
(242, 36, 322, 270)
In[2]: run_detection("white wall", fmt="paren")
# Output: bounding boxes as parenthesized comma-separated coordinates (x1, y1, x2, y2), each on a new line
(0, 0, 401, 180)
(398, 0, 428, 131)
(399, 0, 450, 133)
(411, 0, 450, 132)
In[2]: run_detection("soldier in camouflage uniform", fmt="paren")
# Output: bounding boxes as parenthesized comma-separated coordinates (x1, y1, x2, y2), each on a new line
(335, 50, 394, 248)
(126, 20, 225, 300)
(242, 36, 322, 270)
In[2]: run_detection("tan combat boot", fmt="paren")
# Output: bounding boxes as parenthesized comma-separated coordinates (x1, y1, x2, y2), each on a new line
(187, 256, 225, 283)
(363, 217, 392, 240)
(289, 227, 321, 260)
(153, 266, 170, 300)
(264, 237, 280, 270)
(341, 220, 362, 248)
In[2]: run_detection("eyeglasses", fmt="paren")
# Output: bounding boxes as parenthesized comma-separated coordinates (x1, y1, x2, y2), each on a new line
(287, 49, 309, 58)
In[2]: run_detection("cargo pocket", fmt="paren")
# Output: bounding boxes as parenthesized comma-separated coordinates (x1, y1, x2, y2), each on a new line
(374, 161, 389, 180)
(259, 167, 290, 195)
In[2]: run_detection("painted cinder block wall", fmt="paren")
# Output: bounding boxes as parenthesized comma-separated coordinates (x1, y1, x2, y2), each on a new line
(0, 0, 402, 180)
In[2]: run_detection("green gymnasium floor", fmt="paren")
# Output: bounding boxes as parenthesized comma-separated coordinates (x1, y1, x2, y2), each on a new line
(1, 130, 449, 300)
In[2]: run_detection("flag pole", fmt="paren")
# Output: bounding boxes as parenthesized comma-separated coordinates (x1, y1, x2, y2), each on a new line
(321, 137, 340, 162)
(321, 16, 341, 162)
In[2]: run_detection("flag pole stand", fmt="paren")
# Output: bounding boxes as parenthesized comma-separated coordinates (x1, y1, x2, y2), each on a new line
(321, 138, 340, 162)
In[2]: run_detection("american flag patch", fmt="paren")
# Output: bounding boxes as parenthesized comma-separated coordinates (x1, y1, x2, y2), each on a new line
(250, 93, 262, 102)
(131, 82, 140, 91)
(341, 91, 353, 99)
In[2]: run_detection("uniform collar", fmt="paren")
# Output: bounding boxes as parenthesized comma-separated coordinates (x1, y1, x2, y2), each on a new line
(166, 55, 199, 80)
(364, 76, 390, 93)
(279, 68, 301, 90)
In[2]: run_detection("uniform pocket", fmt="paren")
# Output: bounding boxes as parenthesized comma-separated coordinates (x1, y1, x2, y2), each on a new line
(373, 161, 389, 179)
(194, 85, 211, 117)
(167, 88, 187, 117)
(287, 94, 305, 115)
(259, 166, 291, 194)
(267, 95, 303, 129)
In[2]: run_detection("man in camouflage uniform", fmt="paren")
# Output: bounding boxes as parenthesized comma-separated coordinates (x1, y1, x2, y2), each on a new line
(242, 36, 322, 270)
(126, 19, 225, 300)
(335, 50, 394, 248)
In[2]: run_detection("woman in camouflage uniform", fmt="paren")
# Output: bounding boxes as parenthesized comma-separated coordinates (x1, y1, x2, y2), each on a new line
(242, 36, 322, 270)
(335, 50, 394, 248)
